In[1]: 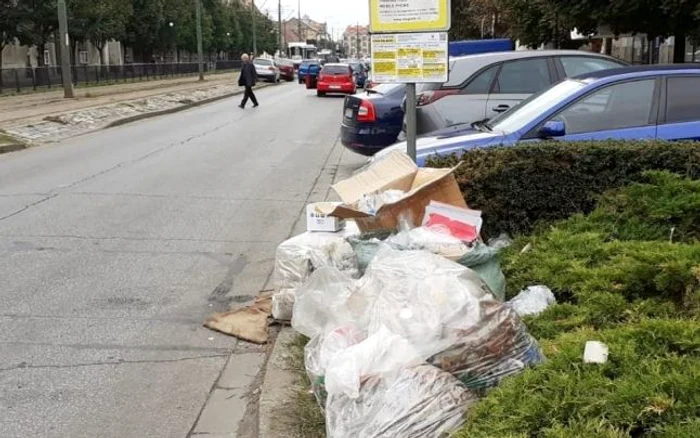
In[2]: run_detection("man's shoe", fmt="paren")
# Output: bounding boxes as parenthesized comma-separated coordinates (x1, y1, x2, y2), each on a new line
(253, 104, 259, 108)
(238, 104, 245, 109)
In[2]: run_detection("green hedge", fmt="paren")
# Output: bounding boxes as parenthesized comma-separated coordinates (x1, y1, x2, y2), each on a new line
(455, 172, 700, 437)
(426, 141, 700, 238)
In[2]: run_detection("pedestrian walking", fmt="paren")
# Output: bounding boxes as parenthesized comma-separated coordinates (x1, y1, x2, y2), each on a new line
(238, 53, 259, 109)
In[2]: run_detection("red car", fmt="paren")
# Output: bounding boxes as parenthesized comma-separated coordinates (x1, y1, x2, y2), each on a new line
(276, 59, 295, 82)
(316, 64, 356, 97)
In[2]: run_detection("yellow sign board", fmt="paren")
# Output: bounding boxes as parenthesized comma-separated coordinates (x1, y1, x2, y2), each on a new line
(370, 32, 449, 83)
(369, 0, 450, 33)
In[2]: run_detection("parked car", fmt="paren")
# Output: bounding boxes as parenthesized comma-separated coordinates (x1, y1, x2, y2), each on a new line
(341, 84, 407, 155)
(380, 65, 700, 166)
(350, 62, 368, 88)
(317, 63, 357, 97)
(298, 59, 321, 84)
(253, 58, 280, 82)
(276, 59, 295, 81)
(402, 50, 627, 136)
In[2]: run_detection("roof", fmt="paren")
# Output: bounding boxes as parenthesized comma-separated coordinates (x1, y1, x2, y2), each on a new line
(451, 49, 615, 62)
(322, 63, 350, 68)
(574, 63, 700, 80)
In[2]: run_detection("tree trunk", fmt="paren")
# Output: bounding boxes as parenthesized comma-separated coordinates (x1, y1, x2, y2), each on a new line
(673, 33, 686, 64)
(97, 42, 105, 66)
(0, 44, 4, 90)
(37, 42, 46, 66)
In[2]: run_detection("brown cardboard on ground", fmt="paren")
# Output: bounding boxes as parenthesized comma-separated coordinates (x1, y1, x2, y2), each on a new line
(325, 151, 467, 232)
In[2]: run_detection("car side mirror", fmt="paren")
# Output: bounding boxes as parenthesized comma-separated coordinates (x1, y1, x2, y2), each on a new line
(539, 120, 566, 138)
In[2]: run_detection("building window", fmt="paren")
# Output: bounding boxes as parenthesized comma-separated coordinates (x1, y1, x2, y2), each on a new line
(79, 51, 89, 65)
(44, 50, 51, 66)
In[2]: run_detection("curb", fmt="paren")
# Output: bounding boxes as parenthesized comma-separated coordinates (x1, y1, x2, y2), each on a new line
(0, 143, 27, 154)
(106, 82, 277, 129)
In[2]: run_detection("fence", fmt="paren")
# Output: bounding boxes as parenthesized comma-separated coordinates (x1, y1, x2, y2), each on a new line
(0, 61, 243, 94)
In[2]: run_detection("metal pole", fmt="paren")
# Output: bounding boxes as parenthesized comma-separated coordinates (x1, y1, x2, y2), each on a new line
(252, 0, 257, 56)
(57, 0, 74, 98)
(195, 0, 204, 81)
(406, 83, 417, 163)
(356, 23, 359, 57)
(297, 0, 301, 42)
(278, 0, 283, 57)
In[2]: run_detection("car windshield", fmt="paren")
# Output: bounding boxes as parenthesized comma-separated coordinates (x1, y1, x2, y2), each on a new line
(254, 59, 272, 65)
(488, 79, 589, 133)
(350, 64, 363, 72)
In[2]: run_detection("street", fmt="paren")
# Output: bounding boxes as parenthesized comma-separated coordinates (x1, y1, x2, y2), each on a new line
(0, 83, 364, 437)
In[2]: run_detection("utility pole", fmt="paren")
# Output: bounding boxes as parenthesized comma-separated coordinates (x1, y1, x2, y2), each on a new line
(195, 0, 204, 80)
(57, 0, 74, 98)
(356, 22, 360, 58)
(252, 0, 257, 56)
(278, 0, 283, 57)
(297, 0, 302, 43)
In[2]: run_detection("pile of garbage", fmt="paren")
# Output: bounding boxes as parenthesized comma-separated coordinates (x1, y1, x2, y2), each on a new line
(268, 152, 554, 437)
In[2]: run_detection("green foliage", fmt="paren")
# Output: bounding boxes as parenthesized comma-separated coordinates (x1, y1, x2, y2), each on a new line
(456, 320, 700, 438)
(427, 141, 700, 239)
(456, 171, 700, 437)
(15, 0, 58, 65)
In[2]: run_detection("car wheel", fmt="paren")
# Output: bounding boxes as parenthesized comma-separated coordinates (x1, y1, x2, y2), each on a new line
(317, 91, 326, 97)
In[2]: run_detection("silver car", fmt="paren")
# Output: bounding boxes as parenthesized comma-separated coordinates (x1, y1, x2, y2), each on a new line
(253, 58, 280, 82)
(405, 50, 626, 135)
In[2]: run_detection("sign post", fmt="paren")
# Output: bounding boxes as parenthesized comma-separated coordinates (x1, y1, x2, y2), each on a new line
(369, 0, 451, 163)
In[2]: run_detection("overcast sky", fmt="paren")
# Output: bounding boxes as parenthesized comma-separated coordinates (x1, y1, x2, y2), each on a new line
(258, 0, 370, 40)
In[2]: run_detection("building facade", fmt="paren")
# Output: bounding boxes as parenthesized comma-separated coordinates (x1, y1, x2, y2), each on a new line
(343, 25, 369, 58)
(283, 15, 328, 45)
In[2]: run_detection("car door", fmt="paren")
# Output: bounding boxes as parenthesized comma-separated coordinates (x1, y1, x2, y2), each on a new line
(486, 58, 555, 119)
(656, 76, 700, 141)
(429, 65, 500, 129)
(540, 78, 659, 141)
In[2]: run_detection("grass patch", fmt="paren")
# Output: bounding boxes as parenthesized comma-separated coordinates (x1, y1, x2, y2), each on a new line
(286, 334, 327, 438)
(455, 172, 700, 437)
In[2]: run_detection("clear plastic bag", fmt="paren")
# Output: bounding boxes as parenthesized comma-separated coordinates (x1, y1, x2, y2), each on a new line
(325, 365, 477, 438)
(271, 288, 296, 321)
(508, 285, 556, 317)
(273, 231, 359, 290)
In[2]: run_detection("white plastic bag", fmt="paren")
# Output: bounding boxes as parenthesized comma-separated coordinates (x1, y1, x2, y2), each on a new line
(271, 288, 296, 321)
(508, 285, 556, 317)
(325, 365, 477, 438)
(273, 231, 359, 290)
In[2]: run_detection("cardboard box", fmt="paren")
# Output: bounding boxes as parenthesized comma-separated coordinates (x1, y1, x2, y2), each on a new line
(321, 151, 467, 232)
(306, 202, 346, 232)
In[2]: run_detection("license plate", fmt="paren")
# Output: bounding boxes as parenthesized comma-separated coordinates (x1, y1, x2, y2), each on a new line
(345, 108, 354, 118)
(330, 85, 341, 90)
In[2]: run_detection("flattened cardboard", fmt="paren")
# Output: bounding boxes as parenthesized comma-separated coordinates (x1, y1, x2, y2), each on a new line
(326, 151, 467, 232)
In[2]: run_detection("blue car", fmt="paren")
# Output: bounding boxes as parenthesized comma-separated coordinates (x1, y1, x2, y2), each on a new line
(298, 60, 321, 84)
(350, 63, 368, 88)
(341, 84, 406, 156)
(377, 65, 700, 166)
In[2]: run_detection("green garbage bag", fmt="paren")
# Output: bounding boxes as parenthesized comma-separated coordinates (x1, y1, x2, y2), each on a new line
(456, 243, 506, 301)
(347, 231, 393, 275)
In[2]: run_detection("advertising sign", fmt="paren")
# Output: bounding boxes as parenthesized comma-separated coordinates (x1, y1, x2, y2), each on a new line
(371, 32, 449, 83)
(369, 0, 450, 33)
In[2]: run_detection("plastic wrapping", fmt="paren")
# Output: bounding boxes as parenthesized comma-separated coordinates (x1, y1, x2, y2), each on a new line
(508, 285, 556, 317)
(325, 365, 477, 438)
(273, 231, 359, 290)
(356, 189, 406, 215)
(271, 288, 296, 321)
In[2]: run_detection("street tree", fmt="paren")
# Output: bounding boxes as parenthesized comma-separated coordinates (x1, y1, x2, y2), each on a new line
(124, 0, 166, 62)
(0, 0, 23, 69)
(17, 0, 58, 66)
(69, 0, 133, 65)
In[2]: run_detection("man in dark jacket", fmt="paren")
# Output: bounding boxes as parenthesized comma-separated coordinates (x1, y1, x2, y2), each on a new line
(238, 53, 258, 108)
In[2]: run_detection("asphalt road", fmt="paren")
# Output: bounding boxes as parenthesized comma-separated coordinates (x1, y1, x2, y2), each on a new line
(0, 83, 364, 437)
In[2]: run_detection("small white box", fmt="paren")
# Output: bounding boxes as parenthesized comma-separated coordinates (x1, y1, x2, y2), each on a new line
(306, 202, 346, 232)
(583, 341, 609, 364)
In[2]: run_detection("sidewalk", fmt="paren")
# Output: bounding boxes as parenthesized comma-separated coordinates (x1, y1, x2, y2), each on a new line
(0, 73, 280, 145)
